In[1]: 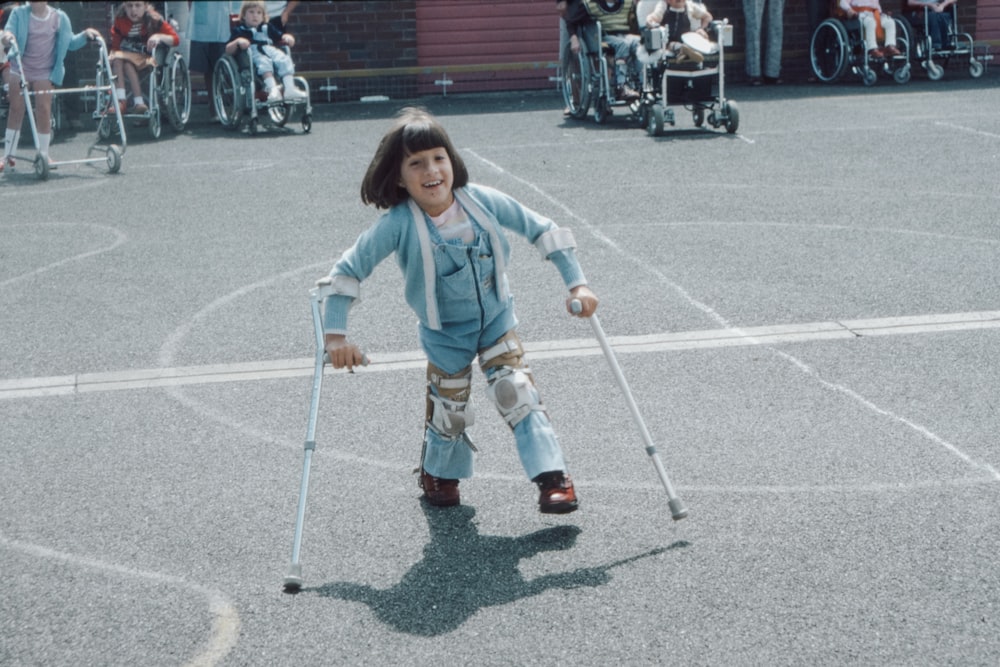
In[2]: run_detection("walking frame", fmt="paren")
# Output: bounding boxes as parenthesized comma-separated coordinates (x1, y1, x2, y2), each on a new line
(5, 34, 125, 180)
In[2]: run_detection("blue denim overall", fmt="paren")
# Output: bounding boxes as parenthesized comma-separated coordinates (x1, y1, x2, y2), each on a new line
(418, 216, 567, 481)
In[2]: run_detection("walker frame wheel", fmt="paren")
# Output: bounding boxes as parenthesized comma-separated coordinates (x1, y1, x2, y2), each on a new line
(33, 154, 49, 181)
(106, 145, 122, 174)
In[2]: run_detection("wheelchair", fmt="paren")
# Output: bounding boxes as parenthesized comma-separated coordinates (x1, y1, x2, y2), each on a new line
(631, 0, 738, 137)
(93, 44, 191, 141)
(562, 18, 643, 124)
(902, 4, 985, 80)
(810, 11, 913, 86)
(212, 46, 312, 136)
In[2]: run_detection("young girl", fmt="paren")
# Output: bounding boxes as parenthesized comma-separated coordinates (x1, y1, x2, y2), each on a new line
(108, 0, 179, 115)
(322, 107, 599, 513)
(0, 1, 99, 172)
(226, 0, 306, 103)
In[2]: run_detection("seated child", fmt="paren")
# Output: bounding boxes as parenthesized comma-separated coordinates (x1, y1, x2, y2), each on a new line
(108, 1, 179, 115)
(838, 0, 901, 59)
(226, 0, 307, 103)
(644, 0, 714, 63)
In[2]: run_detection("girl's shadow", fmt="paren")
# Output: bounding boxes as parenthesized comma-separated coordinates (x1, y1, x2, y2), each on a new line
(311, 500, 685, 636)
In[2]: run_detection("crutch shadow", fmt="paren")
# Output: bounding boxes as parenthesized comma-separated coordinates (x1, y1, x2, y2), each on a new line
(310, 500, 687, 636)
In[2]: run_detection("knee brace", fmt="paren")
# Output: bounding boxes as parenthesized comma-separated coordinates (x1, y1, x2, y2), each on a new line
(479, 331, 546, 429)
(486, 365, 543, 429)
(426, 364, 475, 440)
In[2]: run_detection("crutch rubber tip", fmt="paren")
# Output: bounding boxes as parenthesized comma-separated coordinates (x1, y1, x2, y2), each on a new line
(283, 564, 303, 593)
(668, 498, 689, 521)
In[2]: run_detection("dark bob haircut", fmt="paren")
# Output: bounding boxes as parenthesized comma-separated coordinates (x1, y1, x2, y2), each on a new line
(360, 107, 470, 209)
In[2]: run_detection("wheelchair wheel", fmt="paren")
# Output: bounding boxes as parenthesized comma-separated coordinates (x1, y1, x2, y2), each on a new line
(166, 54, 191, 131)
(647, 103, 664, 137)
(213, 55, 243, 130)
(723, 100, 739, 134)
(811, 19, 849, 83)
(969, 59, 984, 78)
(893, 64, 911, 84)
(692, 107, 705, 127)
(148, 108, 162, 139)
(594, 96, 611, 124)
(926, 61, 944, 80)
(561, 50, 592, 120)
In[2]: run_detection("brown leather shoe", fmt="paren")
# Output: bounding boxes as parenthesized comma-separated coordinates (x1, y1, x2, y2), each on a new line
(882, 45, 901, 58)
(419, 469, 460, 507)
(535, 471, 579, 514)
(868, 48, 884, 60)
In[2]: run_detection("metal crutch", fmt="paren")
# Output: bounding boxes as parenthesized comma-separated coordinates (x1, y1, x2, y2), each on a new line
(572, 300, 688, 521)
(283, 285, 329, 592)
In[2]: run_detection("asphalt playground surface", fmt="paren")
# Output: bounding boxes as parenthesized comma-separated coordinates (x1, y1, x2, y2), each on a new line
(2, 65, 1000, 666)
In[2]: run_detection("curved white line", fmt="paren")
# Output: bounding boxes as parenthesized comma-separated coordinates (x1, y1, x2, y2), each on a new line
(0, 533, 240, 667)
(0, 223, 128, 288)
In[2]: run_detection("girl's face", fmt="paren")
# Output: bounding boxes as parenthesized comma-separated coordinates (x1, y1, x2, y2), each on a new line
(243, 5, 265, 28)
(399, 147, 454, 216)
(124, 1, 147, 23)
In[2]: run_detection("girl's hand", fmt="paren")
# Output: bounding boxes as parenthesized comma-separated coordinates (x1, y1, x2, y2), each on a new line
(567, 285, 599, 318)
(282, 34, 296, 48)
(147, 34, 162, 49)
(238, 37, 250, 50)
(324, 334, 366, 371)
(84, 28, 102, 41)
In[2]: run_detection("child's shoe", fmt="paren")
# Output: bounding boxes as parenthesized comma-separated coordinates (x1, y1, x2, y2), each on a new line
(267, 86, 283, 103)
(132, 102, 149, 114)
(284, 86, 307, 100)
(882, 44, 901, 58)
(868, 47, 884, 60)
(534, 471, 579, 514)
(0, 156, 13, 173)
(419, 469, 460, 507)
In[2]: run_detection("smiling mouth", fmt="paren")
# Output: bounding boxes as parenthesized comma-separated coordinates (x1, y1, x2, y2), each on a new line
(423, 180, 443, 188)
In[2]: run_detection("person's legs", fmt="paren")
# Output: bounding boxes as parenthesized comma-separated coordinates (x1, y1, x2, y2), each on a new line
(30, 80, 53, 160)
(763, 0, 784, 80)
(742, 0, 765, 80)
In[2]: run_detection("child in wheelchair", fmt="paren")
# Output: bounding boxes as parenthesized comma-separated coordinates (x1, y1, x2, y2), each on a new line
(226, 0, 306, 103)
(837, 0, 902, 60)
(108, 0, 178, 115)
(643, 0, 714, 64)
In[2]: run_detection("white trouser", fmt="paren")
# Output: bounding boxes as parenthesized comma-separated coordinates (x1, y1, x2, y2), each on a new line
(859, 11, 897, 50)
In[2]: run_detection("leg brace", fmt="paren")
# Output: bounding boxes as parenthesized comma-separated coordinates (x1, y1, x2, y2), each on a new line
(479, 330, 547, 429)
(425, 363, 475, 440)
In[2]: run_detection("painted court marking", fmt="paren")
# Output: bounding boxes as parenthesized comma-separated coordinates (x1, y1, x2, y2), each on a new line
(0, 533, 241, 667)
(3, 310, 1000, 399)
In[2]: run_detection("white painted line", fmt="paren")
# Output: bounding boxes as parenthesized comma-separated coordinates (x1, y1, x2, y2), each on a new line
(3, 310, 999, 400)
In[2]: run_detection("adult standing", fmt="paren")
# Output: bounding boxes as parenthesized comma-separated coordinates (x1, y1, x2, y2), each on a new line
(742, 0, 784, 85)
(187, 0, 233, 121)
